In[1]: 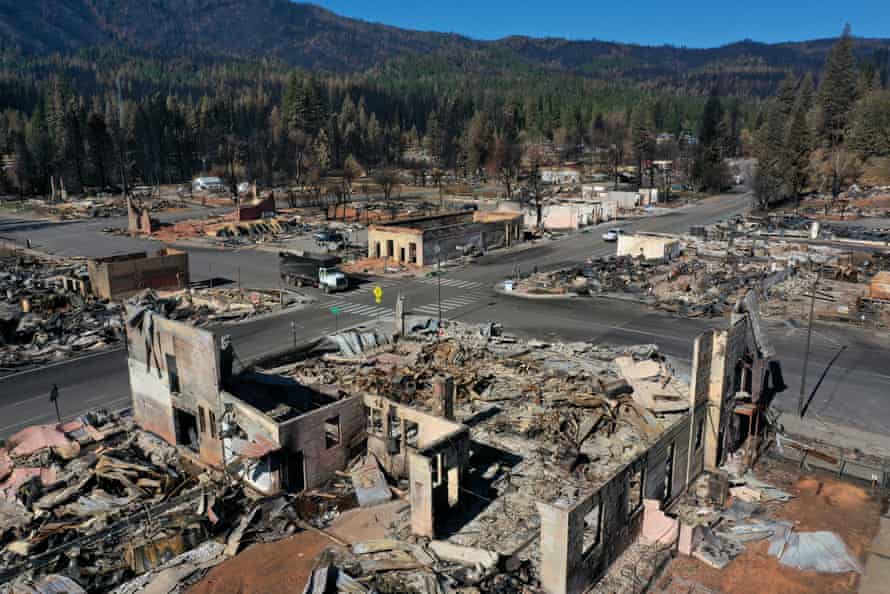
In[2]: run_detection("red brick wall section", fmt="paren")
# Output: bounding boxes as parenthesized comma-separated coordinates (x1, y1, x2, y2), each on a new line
(236, 196, 276, 222)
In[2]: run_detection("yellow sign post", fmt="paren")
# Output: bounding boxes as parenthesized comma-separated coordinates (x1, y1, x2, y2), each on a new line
(373, 286, 383, 304)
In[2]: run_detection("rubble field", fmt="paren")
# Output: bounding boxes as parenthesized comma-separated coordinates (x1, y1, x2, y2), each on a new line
(133, 287, 311, 326)
(515, 215, 890, 326)
(0, 252, 123, 372)
(0, 408, 342, 594)
(0, 316, 696, 593)
(203, 321, 696, 593)
(791, 186, 890, 222)
(2, 306, 875, 593)
(0, 250, 303, 374)
(7, 194, 191, 222)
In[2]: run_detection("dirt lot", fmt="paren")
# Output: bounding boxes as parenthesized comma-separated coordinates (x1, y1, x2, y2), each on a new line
(656, 458, 883, 594)
(187, 530, 339, 594)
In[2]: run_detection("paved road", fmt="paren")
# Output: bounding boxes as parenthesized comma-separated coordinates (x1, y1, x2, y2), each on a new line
(2, 192, 889, 439)
(0, 207, 285, 289)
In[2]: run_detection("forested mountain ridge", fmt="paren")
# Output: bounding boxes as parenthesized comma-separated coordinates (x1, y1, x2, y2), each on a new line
(2, 0, 889, 95)
(1, 4, 889, 201)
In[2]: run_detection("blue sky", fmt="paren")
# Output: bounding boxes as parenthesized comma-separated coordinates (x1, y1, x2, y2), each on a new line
(306, 0, 888, 48)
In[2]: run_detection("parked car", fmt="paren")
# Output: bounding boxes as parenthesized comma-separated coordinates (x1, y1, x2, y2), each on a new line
(602, 228, 624, 242)
(314, 230, 344, 244)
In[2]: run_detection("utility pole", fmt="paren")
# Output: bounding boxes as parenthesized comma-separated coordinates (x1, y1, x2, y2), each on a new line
(798, 264, 821, 417)
(49, 384, 61, 424)
(435, 243, 442, 332)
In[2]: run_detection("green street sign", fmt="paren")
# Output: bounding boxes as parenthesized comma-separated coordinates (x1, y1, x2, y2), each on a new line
(330, 306, 341, 315)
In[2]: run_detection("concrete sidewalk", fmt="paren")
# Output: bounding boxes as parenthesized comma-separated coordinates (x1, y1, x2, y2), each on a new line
(777, 411, 890, 460)
(859, 515, 890, 594)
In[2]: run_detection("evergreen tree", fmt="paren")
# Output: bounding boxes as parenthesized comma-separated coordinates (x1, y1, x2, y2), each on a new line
(796, 73, 816, 113)
(848, 90, 890, 158)
(85, 112, 112, 188)
(776, 73, 799, 119)
(25, 105, 52, 194)
(817, 25, 858, 147)
(784, 102, 811, 200)
(10, 131, 35, 196)
(753, 105, 787, 210)
(629, 102, 655, 187)
(424, 110, 445, 167)
(692, 91, 729, 192)
(461, 110, 491, 178)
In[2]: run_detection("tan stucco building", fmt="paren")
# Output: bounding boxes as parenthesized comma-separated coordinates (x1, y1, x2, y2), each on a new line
(367, 211, 523, 266)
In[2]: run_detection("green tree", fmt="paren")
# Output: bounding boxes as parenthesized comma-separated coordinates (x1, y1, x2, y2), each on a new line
(784, 104, 811, 201)
(776, 73, 799, 118)
(848, 90, 890, 158)
(25, 105, 52, 194)
(817, 25, 858, 147)
(753, 106, 786, 210)
(692, 91, 729, 192)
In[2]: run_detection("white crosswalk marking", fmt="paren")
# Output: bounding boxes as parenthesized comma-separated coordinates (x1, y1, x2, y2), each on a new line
(322, 300, 393, 320)
(320, 278, 486, 322)
(418, 277, 483, 289)
(351, 281, 399, 294)
(411, 292, 487, 316)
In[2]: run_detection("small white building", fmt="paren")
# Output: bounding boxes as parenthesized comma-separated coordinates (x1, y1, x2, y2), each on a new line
(616, 233, 681, 261)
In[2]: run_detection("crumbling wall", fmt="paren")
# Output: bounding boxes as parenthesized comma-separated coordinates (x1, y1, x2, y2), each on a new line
(361, 394, 469, 537)
(537, 459, 646, 594)
(364, 394, 463, 478)
(538, 403, 706, 594)
(235, 195, 276, 222)
(363, 394, 464, 478)
(690, 331, 715, 475)
(89, 249, 189, 301)
(703, 318, 750, 469)
(277, 395, 364, 491)
(126, 310, 223, 466)
(127, 197, 153, 235)
(409, 429, 470, 537)
(644, 404, 706, 504)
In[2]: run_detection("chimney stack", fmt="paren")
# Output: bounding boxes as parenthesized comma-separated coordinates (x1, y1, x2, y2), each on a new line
(433, 375, 454, 420)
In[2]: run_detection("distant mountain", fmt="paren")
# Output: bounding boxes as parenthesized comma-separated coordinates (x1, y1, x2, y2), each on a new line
(1, 0, 888, 93)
